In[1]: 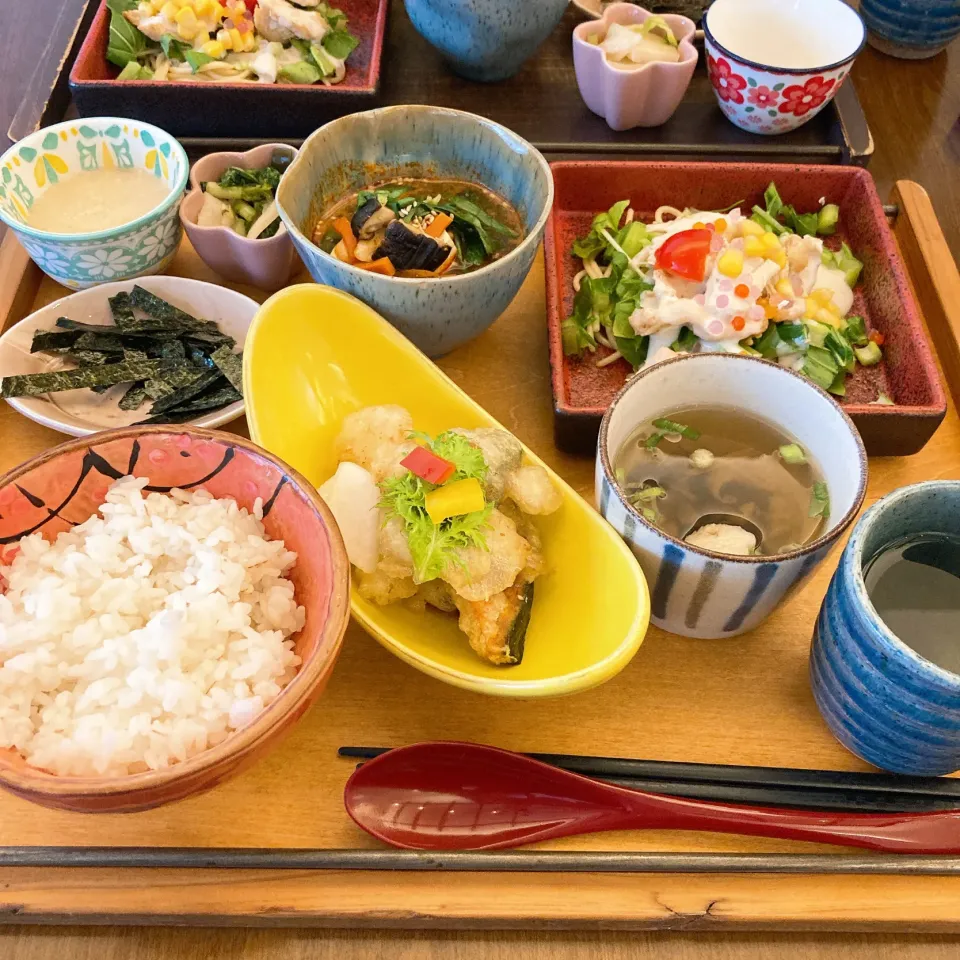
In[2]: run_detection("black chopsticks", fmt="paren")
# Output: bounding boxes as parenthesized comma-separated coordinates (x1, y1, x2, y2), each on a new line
(338, 745, 960, 814)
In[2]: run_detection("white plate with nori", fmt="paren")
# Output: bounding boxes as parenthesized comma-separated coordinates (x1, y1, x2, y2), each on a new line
(0, 276, 256, 437)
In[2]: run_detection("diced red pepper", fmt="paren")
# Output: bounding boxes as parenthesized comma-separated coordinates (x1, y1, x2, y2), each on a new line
(654, 228, 713, 283)
(244, 0, 259, 13)
(869, 331, 885, 346)
(401, 446, 456, 485)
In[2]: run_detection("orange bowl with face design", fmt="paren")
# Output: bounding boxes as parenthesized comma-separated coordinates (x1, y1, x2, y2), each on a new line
(0, 426, 351, 813)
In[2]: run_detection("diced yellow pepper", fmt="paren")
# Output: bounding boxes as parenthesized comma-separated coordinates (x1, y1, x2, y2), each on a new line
(762, 231, 781, 250)
(200, 39, 226, 57)
(717, 249, 743, 278)
(424, 478, 486, 525)
(739, 219, 765, 238)
(743, 236, 764, 259)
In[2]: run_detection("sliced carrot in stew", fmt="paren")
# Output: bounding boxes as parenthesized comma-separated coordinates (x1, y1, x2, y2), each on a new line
(354, 257, 397, 276)
(334, 217, 357, 259)
(425, 213, 453, 238)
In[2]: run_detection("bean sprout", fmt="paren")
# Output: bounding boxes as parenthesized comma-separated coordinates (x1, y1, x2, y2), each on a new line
(597, 351, 623, 367)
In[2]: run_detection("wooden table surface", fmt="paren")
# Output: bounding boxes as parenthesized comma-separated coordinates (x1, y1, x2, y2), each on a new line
(1, 2, 959, 956)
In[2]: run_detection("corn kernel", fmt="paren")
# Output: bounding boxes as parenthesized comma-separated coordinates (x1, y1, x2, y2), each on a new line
(717, 250, 744, 278)
(739, 219, 765, 238)
(194, 0, 212, 13)
(762, 231, 781, 250)
(194, 30, 210, 46)
(217, 28, 232, 48)
(743, 236, 764, 259)
(810, 287, 833, 307)
(176, 7, 199, 37)
(768, 249, 787, 268)
(200, 39, 226, 57)
(161, 1, 179, 18)
(244, 30, 257, 51)
(776, 278, 795, 299)
(229, 28, 244, 49)
(212, 2, 226, 19)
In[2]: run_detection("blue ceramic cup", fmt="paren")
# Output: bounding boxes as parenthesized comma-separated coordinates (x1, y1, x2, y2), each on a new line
(405, 0, 570, 81)
(811, 481, 960, 775)
(860, 0, 960, 59)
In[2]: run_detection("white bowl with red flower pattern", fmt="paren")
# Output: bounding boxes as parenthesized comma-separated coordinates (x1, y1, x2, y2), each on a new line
(703, 0, 866, 135)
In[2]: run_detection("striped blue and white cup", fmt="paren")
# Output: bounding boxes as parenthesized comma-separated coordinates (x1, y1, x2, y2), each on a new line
(811, 481, 960, 775)
(596, 354, 868, 639)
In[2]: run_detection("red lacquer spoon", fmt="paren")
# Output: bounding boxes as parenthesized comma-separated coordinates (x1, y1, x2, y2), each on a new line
(343, 742, 960, 853)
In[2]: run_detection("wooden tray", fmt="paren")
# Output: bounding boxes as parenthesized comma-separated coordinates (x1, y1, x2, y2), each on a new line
(1, 181, 960, 931)
(10, 0, 873, 159)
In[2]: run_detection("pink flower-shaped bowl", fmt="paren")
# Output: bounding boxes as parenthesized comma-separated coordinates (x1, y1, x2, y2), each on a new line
(572, 3, 698, 131)
(703, 0, 866, 135)
(181, 144, 300, 292)
(0, 426, 350, 813)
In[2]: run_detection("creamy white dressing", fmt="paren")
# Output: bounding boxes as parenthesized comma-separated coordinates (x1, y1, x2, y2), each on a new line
(27, 169, 171, 234)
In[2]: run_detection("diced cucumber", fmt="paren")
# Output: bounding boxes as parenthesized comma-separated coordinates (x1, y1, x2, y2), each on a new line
(817, 204, 840, 235)
(854, 341, 883, 366)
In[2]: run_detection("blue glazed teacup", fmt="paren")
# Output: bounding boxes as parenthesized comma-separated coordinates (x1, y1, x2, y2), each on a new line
(860, 0, 960, 60)
(811, 481, 960, 775)
(405, 0, 570, 82)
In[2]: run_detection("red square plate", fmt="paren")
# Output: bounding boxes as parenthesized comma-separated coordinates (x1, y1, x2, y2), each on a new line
(544, 161, 946, 457)
(69, 0, 389, 139)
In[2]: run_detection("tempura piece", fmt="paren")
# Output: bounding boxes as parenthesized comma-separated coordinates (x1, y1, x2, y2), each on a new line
(505, 464, 563, 516)
(356, 568, 418, 606)
(455, 584, 532, 666)
(441, 509, 531, 602)
(335, 405, 414, 481)
(452, 428, 523, 502)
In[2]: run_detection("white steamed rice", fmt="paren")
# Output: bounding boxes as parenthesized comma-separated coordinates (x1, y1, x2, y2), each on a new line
(0, 476, 305, 777)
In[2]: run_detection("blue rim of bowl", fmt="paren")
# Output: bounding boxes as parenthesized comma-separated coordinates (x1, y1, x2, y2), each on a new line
(844, 480, 960, 688)
(275, 104, 555, 285)
(597, 352, 869, 565)
(702, 1, 867, 75)
(0, 118, 190, 244)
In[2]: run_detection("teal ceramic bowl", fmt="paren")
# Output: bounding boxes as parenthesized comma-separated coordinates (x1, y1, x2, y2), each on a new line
(0, 118, 188, 290)
(275, 105, 553, 357)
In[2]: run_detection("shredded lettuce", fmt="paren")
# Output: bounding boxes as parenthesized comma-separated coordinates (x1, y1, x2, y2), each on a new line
(379, 431, 491, 584)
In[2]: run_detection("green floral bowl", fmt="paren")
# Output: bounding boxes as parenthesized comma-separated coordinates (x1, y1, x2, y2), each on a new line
(0, 118, 188, 290)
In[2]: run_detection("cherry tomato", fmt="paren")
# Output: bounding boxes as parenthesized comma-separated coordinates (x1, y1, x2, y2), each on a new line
(653, 228, 713, 283)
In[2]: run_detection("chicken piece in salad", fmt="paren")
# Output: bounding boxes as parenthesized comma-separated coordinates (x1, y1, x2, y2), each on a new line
(107, 0, 359, 86)
(562, 182, 882, 397)
(319, 406, 561, 666)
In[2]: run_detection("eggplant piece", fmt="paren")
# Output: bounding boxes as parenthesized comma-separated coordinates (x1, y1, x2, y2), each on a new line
(375, 220, 451, 272)
(350, 197, 384, 239)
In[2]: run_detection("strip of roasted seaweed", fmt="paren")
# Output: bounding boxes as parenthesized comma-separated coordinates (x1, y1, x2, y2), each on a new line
(167, 382, 242, 415)
(143, 361, 209, 399)
(66, 350, 109, 366)
(118, 382, 148, 411)
(31, 330, 82, 353)
(185, 343, 216, 369)
(108, 292, 137, 327)
(209, 345, 244, 394)
(129, 286, 219, 331)
(123, 348, 149, 362)
(149, 368, 223, 415)
(74, 332, 125, 354)
(184, 329, 235, 348)
(54, 317, 183, 342)
(161, 341, 187, 361)
(135, 409, 202, 425)
(0, 359, 174, 398)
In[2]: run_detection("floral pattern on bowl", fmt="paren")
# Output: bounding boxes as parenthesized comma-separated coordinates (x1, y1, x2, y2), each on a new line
(572, 3, 698, 131)
(0, 118, 188, 290)
(181, 144, 299, 292)
(702, 0, 866, 135)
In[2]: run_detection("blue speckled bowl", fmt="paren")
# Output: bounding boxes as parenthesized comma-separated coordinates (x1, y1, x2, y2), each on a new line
(406, 0, 570, 81)
(860, 0, 960, 59)
(811, 481, 960, 775)
(275, 106, 553, 357)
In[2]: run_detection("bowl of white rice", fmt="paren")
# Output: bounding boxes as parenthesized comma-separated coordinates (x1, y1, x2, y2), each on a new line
(0, 426, 350, 812)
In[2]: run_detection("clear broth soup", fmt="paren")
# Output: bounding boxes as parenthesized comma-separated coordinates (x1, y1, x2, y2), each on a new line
(614, 406, 828, 557)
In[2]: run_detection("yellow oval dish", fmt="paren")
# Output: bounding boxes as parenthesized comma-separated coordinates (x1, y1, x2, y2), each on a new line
(244, 284, 649, 697)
